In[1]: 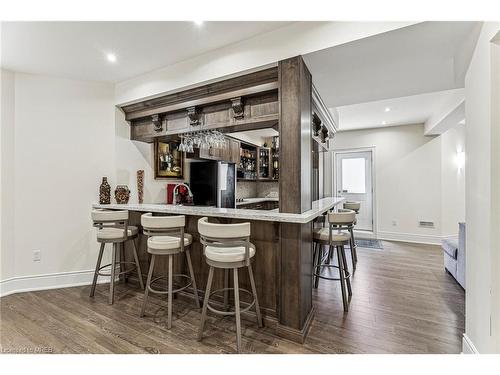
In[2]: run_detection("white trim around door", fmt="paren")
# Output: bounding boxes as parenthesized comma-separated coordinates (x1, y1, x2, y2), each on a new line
(333, 147, 377, 237)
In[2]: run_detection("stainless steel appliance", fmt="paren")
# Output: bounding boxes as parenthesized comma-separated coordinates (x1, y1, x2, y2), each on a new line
(189, 160, 236, 208)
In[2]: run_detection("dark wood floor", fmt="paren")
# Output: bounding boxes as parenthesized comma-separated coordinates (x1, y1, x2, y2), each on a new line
(0, 240, 465, 354)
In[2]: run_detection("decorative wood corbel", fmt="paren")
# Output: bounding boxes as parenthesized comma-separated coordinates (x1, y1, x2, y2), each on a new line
(312, 113, 322, 136)
(187, 106, 201, 126)
(320, 126, 329, 143)
(231, 97, 244, 120)
(152, 114, 162, 132)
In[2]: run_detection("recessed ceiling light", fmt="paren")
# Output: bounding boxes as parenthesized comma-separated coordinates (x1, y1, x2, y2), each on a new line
(382, 121, 387, 125)
(384, 107, 391, 112)
(194, 20, 204, 26)
(106, 53, 117, 63)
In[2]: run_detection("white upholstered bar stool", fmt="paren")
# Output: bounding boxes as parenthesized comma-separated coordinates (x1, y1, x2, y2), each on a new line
(140, 213, 200, 330)
(197, 217, 263, 353)
(90, 209, 144, 305)
(342, 201, 361, 270)
(312, 210, 355, 312)
(337, 208, 358, 272)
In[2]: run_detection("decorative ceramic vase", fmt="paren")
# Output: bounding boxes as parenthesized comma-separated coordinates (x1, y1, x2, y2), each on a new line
(137, 170, 144, 204)
(99, 177, 111, 204)
(115, 185, 130, 204)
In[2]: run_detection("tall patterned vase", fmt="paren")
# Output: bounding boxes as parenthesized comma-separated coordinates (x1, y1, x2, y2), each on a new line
(99, 177, 111, 204)
(137, 170, 144, 204)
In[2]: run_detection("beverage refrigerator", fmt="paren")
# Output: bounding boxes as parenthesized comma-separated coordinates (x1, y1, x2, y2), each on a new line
(189, 160, 236, 208)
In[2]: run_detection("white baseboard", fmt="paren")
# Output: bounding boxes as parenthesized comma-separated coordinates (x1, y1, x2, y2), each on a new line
(377, 231, 443, 245)
(462, 333, 479, 354)
(0, 269, 111, 298)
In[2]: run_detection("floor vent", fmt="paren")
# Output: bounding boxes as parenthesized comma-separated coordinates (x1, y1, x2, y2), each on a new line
(419, 221, 435, 228)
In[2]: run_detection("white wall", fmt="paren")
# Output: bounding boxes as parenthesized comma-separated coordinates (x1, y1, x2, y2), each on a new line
(491, 36, 500, 353)
(114, 108, 181, 206)
(440, 124, 466, 236)
(331, 123, 459, 244)
(0, 71, 115, 294)
(1, 69, 16, 281)
(463, 22, 500, 354)
(115, 22, 416, 105)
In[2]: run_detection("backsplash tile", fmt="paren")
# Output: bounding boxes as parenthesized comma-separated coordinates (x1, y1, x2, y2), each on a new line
(257, 181, 279, 198)
(236, 180, 279, 199)
(236, 181, 257, 199)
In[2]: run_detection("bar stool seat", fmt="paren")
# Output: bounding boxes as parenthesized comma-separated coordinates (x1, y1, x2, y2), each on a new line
(140, 213, 200, 329)
(313, 228, 350, 243)
(205, 243, 256, 263)
(90, 210, 144, 305)
(96, 226, 139, 240)
(312, 209, 355, 312)
(147, 233, 193, 252)
(197, 217, 262, 353)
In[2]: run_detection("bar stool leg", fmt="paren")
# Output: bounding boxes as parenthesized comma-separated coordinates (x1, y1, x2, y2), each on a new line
(313, 242, 321, 288)
(185, 248, 200, 309)
(140, 254, 155, 317)
(247, 264, 263, 327)
(167, 254, 173, 329)
(223, 269, 229, 311)
(233, 268, 242, 353)
(120, 243, 128, 283)
(90, 243, 105, 297)
(312, 242, 317, 268)
(198, 266, 214, 341)
(109, 244, 117, 305)
(131, 239, 144, 290)
(314, 245, 325, 289)
(349, 227, 357, 272)
(336, 245, 348, 312)
(340, 245, 352, 297)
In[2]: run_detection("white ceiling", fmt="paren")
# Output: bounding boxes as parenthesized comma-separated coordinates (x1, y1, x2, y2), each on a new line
(303, 21, 480, 132)
(1, 21, 290, 82)
(336, 89, 464, 131)
(231, 129, 278, 146)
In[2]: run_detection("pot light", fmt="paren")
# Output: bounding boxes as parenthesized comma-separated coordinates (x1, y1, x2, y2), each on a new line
(194, 20, 204, 26)
(106, 53, 117, 63)
(382, 121, 387, 125)
(384, 107, 391, 112)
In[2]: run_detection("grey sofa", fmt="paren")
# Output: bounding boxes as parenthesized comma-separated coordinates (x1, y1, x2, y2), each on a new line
(442, 222, 465, 289)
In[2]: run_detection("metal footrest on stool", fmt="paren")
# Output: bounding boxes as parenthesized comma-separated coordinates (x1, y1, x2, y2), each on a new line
(314, 264, 351, 281)
(147, 274, 192, 295)
(97, 261, 138, 277)
(207, 287, 255, 316)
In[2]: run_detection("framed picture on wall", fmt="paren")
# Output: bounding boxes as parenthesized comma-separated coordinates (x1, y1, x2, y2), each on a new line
(154, 140, 184, 179)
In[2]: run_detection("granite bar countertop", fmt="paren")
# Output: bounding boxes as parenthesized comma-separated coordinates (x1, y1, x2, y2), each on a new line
(93, 197, 344, 224)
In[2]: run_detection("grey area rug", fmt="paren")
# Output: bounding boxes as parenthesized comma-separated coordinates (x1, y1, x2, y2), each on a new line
(346, 238, 383, 250)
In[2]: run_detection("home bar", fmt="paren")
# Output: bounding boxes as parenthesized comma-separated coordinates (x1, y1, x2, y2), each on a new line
(93, 56, 342, 345)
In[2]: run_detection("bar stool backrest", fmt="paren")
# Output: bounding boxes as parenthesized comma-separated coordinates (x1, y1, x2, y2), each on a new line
(198, 217, 252, 261)
(328, 209, 356, 225)
(141, 213, 186, 249)
(91, 209, 129, 241)
(344, 201, 360, 212)
(325, 209, 356, 244)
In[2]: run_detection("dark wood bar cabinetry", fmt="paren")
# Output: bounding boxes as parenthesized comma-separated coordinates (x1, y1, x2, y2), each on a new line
(117, 56, 337, 343)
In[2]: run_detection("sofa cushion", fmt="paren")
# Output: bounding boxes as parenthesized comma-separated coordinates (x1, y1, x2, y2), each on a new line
(442, 238, 459, 259)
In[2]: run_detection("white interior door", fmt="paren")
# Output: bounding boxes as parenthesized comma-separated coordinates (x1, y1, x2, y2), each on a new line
(335, 151, 373, 232)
